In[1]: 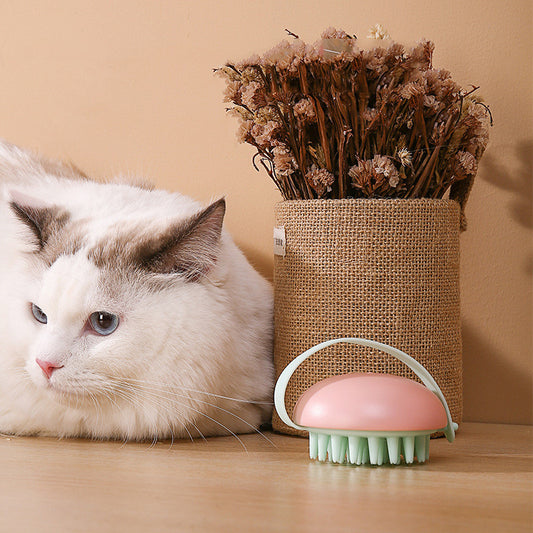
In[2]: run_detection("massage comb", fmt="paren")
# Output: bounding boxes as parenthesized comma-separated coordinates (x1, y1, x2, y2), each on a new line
(274, 338, 457, 465)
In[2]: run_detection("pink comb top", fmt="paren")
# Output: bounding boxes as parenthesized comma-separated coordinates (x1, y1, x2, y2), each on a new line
(293, 373, 447, 432)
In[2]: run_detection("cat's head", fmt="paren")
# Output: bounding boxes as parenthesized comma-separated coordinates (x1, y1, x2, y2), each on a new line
(9, 190, 228, 435)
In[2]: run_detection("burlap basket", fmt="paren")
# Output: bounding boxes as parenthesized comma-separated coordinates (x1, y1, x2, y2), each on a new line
(272, 198, 462, 437)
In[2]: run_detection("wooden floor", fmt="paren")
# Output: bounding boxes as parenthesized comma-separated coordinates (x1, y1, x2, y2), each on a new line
(0, 422, 531, 532)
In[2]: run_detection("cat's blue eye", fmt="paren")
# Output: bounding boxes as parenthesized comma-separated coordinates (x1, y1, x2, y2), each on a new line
(89, 311, 119, 336)
(31, 303, 47, 324)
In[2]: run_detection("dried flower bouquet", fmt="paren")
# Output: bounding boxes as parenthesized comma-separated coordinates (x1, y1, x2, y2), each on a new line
(217, 27, 491, 203)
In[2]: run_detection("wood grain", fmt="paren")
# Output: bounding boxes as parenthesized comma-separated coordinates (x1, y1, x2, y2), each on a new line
(0, 422, 531, 532)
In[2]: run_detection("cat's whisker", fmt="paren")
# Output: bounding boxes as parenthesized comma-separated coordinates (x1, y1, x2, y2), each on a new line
(120, 377, 274, 405)
(167, 424, 175, 450)
(115, 378, 269, 446)
(176, 403, 248, 452)
(109, 379, 241, 430)
(86, 386, 104, 430)
(192, 423, 207, 442)
(179, 418, 194, 444)
(82, 384, 106, 416)
(97, 383, 140, 445)
(93, 384, 165, 445)
(110, 381, 199, 444)
(90, 382, 122, 412)
(90, 394, 102, 427)
(106, 378, 206, 442)
(117, 380, 276, 448)
(98, 383, 140, 415)
(128, 386, 248, 452)
(72, 388, 82, 410)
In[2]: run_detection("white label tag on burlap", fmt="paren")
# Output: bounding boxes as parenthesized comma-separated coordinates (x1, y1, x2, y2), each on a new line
(273, 226, 286, 256)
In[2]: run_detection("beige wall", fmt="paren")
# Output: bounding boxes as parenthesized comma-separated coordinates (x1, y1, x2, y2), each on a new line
(1, 0, 531, 424)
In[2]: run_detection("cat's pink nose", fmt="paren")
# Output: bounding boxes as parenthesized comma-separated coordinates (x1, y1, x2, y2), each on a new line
(36, 358, 63, 379)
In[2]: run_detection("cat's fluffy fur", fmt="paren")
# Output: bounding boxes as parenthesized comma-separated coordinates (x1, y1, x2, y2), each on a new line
(0, 140, 274, 440)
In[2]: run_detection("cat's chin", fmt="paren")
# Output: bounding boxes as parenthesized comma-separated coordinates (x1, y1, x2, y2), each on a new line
(26, 368, 104, 409)
(42, 383, 97, 408)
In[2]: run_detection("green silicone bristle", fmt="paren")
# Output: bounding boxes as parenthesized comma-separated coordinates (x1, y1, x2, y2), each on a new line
(308, 431, 433, 465)
(387, 436, 401, 464)
(403, 436, 415, 463)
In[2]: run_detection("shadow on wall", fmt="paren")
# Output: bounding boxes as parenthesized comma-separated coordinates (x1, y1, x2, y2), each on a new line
(462, 321, 532, 424)
(480, 139, 533, 230)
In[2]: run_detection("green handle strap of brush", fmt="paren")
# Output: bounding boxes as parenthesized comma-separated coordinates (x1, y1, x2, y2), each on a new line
(274, 337, 456, 442)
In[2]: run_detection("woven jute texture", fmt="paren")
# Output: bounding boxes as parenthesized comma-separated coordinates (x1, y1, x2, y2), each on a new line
(272, 199, 463, 437)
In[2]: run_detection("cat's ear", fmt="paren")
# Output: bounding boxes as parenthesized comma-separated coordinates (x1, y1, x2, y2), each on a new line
(138, 198, 226, 280)
(8, 190, 69, 251)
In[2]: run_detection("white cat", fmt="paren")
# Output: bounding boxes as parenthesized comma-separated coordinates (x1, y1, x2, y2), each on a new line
(0, 140, 274, 441)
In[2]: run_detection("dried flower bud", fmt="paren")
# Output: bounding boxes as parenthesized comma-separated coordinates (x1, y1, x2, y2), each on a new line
(321, 27, 351, 39)
(411, 39, 435, 69)
(304, 41, 324, 63)
(273, 145, 296, 176)
(400, 82, 425, 100)
(389, 173, 400, 188)
(462, 100, 491, 155)
(397, 148, 413, 167)
(440, 78, 461, 98)
(251, 124, 266, 147)
(223, 81, 242, 104)
(235, 54, 261, 70)
(372, 155, 400, 187)
(319, 38, 354, 60)
(423, 68, 458, 99)
(452, 151, 478, 180)
(423, 94, 439, 112)
(227, 106, 254, 121)
(236, 120, 254, 144)
(362, 107, 379, 123)
(305, 165, 335, 197)
(349, 160, 383, 194)
(255, 106, 279, 125)
(261, 39, 306, 71)
(216, 66, 241, 82)
(240, 67, 262, 84)
(364, 47, 386, 72)
(385, 43, 405, 64)
(241, 81, 266, 111)
(367, 24, 390, 40)
(293, 98, 316, 124)
(252, 121, 281, 147)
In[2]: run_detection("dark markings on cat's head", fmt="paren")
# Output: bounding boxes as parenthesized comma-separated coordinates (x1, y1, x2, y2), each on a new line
(88, 198, 226, 283)
(10, 201, 70, 250)
(10, 200, 83, 266)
